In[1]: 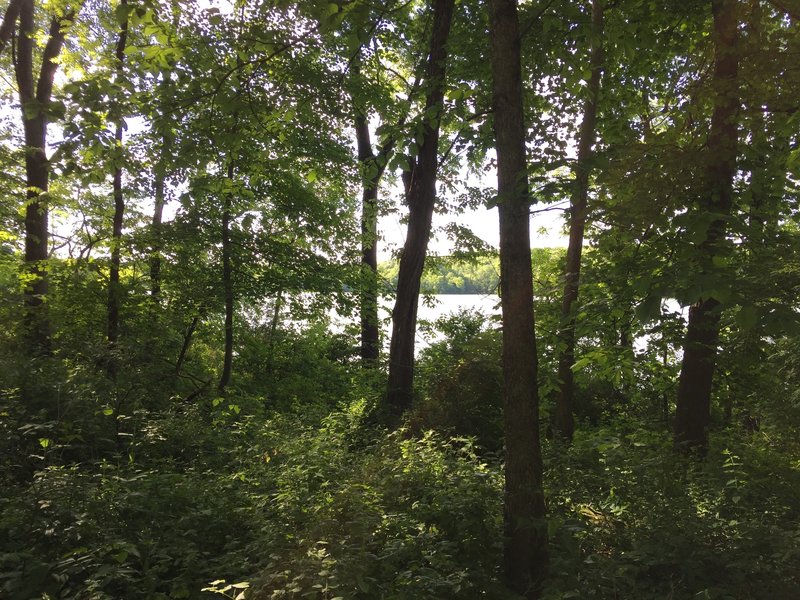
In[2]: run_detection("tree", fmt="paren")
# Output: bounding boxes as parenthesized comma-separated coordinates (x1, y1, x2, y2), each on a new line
(489, 0, 547, 595)
(147, 3, 182, 304)
(106, 0, 129, 379)
(674, 0, 740, 452)
(352, 47, 419, 366)
(4, 0, 76, 354)
(218, 159, 235, 394)
(354, 101, 383, 365)
(386, 0, 456, 420)
(148, 0, 360, 397)
(553, 0, 605, 442)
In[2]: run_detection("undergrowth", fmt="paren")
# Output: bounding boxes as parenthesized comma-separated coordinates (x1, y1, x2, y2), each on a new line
(3, 391, 799, 600)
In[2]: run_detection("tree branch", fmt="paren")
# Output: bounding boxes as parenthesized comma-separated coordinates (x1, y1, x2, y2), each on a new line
(36, 9, 77, 105)
(0, 0, 22, 55)
(520, 0, 558, 40)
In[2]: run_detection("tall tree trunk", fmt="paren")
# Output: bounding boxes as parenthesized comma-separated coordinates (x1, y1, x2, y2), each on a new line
(149, 3, 179, 303)
(553, 0, 605, 442)
(743, 0, 787, 247)
(150, 157, 166, 302)
(218, 161, 235, 394)
(264, 290, 283, 376)
(386, 0, 455, 421)
(13, 1, 72, 355)
(674, 0, 739, 452)
(489, 0, 547, 596)
(353, 55, 416, 367)
(355, 112, 381, 366)
(107, 0, 128, 379)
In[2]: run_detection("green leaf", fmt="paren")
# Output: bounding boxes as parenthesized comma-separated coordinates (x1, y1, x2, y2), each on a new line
(22, 101, 41, 120)
(635, 295, 662, 322)
(736, 305, 758, 331)
(572, 357, 592, 372)
(114, 3, 133, 25)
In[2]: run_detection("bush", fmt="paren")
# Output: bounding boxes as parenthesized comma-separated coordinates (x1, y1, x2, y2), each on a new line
(542, 425, 800, 599)
(248, 404, 510, 599)
(413, 310, 504, 451)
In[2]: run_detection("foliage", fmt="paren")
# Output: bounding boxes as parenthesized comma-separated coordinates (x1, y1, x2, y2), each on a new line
(1, 0, 800, 598)
(248, 408, 507, 600)
(4, 373, 799, 599)
(543, 425, 800, 599)
(413, 309, 504, 451)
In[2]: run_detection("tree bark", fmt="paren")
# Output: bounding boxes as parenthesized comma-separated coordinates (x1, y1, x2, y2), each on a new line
(0, 0, 22, 54)
(553, 0, 604, 442)
(149, 4, 180, 303)
(218, 161, 235, 394)
(14, 0, 73, 355)
(150, 154, 166, 302)
(353, 56, 417, 367)
(489, 0, 547, 596)
(386, 0, 455, 421)
(675, 0, 739, 452)
(264, 290, 283, 376)
(175, 315, 199, 377)
(355, 112, 381, 365)
(107, 0, 128, 379)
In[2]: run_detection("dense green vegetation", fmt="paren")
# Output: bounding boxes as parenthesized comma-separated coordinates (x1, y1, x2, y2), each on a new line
(2, 0, 800, 598)
(3, 304, 800, 599)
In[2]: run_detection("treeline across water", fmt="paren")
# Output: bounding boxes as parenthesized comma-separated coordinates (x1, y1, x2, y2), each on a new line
(380, 248, 564, 295)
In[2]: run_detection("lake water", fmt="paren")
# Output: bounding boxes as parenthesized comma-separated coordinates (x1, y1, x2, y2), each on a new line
(380, 294, 501, 351)
(326, 293, 677, 355)
(326, 294, 500, 351)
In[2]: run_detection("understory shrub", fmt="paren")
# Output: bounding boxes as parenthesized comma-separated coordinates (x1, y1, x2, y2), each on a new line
(246, 404, 509, 600)
(542, 425, 800, 600)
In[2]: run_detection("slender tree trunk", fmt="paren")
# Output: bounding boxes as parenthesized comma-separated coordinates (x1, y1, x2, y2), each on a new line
(150, 158, 166, 302)
(553, 0, 604, 442)
(175, 315, 199, 377)
(355, 112, 381, 365)
(386, 0, 455, 422)
(674, 0, 739, 452)
(743, 1, 788, 247)
(0, 0, 22, 54)
(264, 290, 283, 376)
(352, 53, 420, 368)
(663, 342, 670, 428)
(218, 161, 235, 394)
(107, 0, 128, 379)
(149, 5, 179, 303)
(13, 0, 72, 355)
(489, 0, 547, 596)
